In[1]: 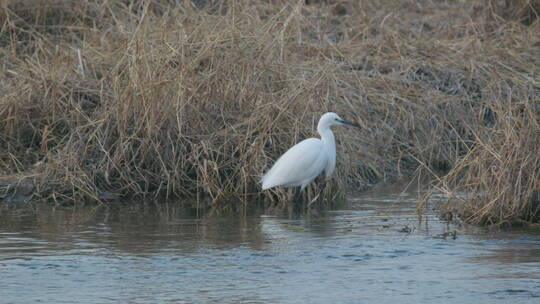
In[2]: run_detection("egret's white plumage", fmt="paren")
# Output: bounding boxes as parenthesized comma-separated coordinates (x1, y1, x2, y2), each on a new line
(261, 112, 359, 194)
(261, 138, 326, 189)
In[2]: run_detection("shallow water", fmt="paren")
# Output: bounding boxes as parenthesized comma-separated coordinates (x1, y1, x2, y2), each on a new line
(1, 184, 540, 304)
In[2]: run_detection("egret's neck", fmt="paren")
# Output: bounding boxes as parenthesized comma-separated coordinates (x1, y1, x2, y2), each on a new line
(317, 124, 337, 179)
(317, 125, 335, 150)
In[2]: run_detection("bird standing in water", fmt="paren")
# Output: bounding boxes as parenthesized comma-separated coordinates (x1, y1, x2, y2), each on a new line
(261, 112, 360, 208)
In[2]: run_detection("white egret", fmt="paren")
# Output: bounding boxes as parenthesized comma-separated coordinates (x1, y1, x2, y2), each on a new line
(261, 112, 360, 204)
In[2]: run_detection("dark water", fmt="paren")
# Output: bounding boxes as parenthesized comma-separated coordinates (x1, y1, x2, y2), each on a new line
(1, 184, 540, 304)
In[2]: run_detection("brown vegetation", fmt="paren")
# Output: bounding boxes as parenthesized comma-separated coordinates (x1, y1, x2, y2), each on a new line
(483, 0, 540, 25)
(0, 0, 538, 224)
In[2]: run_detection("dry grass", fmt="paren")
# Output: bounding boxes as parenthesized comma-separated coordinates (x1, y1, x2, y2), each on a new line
(483, 0, 540, 25)
(0, 0, 538, 223)
(439, 96, 539, 225)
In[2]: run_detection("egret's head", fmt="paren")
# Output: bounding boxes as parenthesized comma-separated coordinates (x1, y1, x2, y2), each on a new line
(318, 112, 360, 129)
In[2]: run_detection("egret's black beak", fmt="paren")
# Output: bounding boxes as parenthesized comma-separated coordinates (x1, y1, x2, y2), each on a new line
(339, 119, 361, 128)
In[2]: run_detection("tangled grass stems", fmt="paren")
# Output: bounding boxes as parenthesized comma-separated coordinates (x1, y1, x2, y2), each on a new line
(0, 0, 538, 225)
(439, 87, 540, 225)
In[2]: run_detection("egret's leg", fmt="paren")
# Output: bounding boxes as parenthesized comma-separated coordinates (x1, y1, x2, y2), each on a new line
(290, 187, 303, 215)
(289, 187, 303, 218)
(292, 187, 302, 204)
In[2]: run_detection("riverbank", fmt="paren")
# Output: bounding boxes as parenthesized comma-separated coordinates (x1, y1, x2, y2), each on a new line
(1, 0, 538, 224)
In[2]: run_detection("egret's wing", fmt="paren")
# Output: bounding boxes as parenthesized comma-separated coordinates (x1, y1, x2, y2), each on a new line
(261, 138, 326, 189)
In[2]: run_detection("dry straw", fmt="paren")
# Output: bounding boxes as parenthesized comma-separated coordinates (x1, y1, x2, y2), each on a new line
(0, 0, 538, 224)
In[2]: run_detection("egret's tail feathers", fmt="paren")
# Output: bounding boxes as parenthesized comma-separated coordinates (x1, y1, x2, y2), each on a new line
(260, 175, 270, 190)
(260, 171, 275, 190)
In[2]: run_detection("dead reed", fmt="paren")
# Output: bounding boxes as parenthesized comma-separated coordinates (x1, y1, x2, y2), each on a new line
(0, 0, 538, 224)
(482, 0, 540, 25)
(439, 94, 539, 225)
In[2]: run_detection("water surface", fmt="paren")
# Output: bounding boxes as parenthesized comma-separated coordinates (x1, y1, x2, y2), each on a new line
(1, 184, 540, 303)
